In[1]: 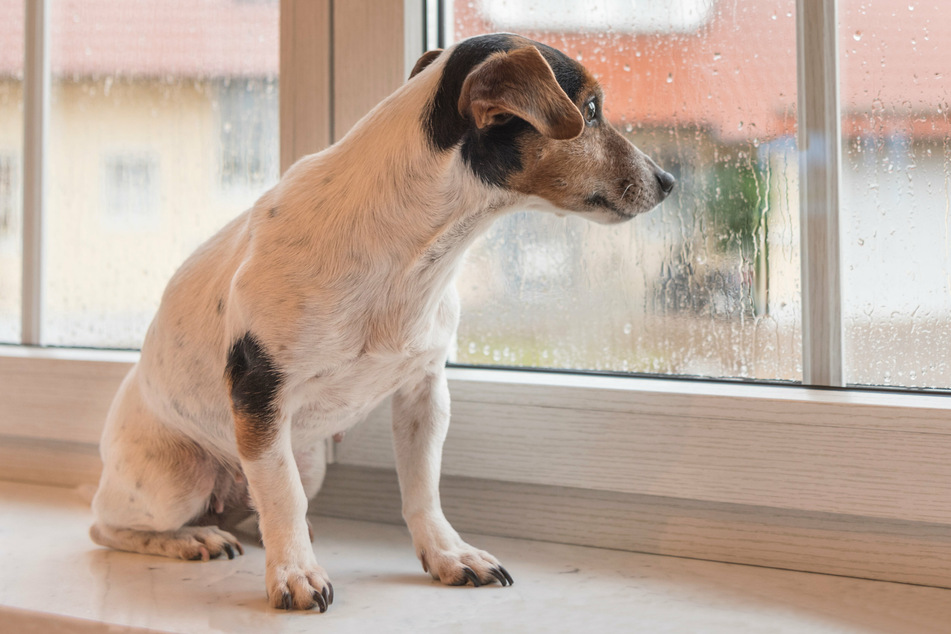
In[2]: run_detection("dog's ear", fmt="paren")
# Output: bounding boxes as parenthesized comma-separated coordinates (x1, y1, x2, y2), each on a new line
(457, 46, 584, 140)
(410, 49, 443, 79)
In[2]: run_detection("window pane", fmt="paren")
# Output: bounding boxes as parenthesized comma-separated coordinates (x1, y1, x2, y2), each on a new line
(43, 0, 279, 348)
(0, 0, 23, 344)
(451, 1, 802, 380)
(841, 1, 951, 388)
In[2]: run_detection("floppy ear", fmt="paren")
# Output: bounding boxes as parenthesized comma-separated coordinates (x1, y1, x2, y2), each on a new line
(457, 46, 584, 140)
(409, 49, 443, 79)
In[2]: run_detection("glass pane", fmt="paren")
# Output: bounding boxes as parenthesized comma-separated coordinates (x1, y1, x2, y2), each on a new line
(841, 1, 951, 388)
(450, 1, 802, 380)
(44, 0, 279, 348)
(0, 0, 23, 344)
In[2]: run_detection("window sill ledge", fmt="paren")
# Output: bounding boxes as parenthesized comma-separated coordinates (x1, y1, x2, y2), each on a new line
(3, 479, 951, 633)
(5, 346, 951, 589)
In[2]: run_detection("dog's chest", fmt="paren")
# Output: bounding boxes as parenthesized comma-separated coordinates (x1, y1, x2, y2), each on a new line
(288, 347, 438, 436)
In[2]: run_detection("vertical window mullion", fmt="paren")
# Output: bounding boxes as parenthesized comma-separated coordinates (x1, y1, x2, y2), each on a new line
(796, 0, 843, 387)
(21, 0, 49, 346)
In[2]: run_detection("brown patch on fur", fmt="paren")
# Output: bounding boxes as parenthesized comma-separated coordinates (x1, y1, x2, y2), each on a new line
(458, 46, 584, 140)
(507, 112, 658, 220)
(232, 411, 278, 461)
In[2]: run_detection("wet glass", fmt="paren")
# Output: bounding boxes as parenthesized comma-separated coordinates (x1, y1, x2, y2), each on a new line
(42, 0, 279, 348)
(450, 0, 802, 380)
(0, 0, 23, 344)
(841, 1, 951, 388)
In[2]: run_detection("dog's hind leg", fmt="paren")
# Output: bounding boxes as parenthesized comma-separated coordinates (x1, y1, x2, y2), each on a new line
(90, 368, 244, 561)
(392, 367, 514, 588)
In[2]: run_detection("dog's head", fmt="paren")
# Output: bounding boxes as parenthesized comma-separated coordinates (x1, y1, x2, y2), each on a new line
(412, 33, 675, 224)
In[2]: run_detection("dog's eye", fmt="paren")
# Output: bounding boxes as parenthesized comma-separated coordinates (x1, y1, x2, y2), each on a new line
(584, 99, 598, 124)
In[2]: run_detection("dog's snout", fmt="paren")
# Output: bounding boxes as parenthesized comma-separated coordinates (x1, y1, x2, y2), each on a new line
(656, 170, 676, 196)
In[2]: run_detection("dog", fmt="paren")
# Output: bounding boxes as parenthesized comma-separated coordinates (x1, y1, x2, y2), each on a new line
(89, 32, 675, 611)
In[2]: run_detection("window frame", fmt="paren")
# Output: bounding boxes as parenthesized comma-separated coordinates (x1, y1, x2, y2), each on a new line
(3, 0, 951, 589)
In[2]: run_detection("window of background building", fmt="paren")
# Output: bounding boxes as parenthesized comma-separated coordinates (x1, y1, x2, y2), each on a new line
(100, 152, 160, 229)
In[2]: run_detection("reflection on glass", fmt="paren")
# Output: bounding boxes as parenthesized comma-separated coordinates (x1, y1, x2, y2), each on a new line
(841, 1, 951, 389)
(0, 0, 23, 344)
(43, 0, 279, 348)
(452, 0, 802, 381)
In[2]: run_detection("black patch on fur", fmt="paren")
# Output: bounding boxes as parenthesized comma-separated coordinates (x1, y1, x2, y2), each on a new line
(268, 206, 279, 218)
(424, 33, 587, 187)
(225, 333, 284, 434)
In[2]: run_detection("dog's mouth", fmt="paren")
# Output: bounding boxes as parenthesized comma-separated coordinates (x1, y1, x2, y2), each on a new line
(583, 189, 643, 222)
(584, 171, 675, 222)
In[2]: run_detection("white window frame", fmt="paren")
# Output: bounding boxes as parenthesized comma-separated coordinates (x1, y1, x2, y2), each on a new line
(3, 0, 951, 588)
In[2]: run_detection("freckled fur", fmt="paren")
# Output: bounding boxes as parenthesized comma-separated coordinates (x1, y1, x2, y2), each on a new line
(89, 33, 673, 610)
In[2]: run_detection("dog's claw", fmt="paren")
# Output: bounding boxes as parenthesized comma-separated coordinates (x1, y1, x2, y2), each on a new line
(313, 589, 327, 613)
(322, 583, 334, 606)
(462, 567, 481, 587)
(489, 567, 512, 587)
(279, 592, 293, 610)
(222, 543, 235, 560)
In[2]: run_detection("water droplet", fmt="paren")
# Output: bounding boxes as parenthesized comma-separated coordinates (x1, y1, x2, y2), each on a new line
(713, 52, 722, 61)
(622, 63, 631, 72)
(468, 341, 477, 354)
(666, 73, 673, 83)
(853, 30, 862, 41)
(623, 323, 633, 335)
(737, 121, 744, 130)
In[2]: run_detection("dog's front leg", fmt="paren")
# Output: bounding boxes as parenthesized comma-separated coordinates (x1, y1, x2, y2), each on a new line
(392, 368, 513, 587)
(239, 424, 333, 611)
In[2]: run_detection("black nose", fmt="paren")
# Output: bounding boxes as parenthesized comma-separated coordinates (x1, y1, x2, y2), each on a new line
(656, 170, 676, 195)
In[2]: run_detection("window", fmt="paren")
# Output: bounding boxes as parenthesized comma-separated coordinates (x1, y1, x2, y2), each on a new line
(840, 0, 951, 388)
(35, 0, 279, 348)
(451, 0, 803, 382)
(443, 0, 951, 391)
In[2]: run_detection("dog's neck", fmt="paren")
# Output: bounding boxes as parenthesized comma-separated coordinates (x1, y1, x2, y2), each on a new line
(282, 81, 521, 282)
(269, 80, 524, 354)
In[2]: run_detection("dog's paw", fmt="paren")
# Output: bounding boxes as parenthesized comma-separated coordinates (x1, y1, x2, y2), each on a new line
(139, 525, 244, 561)
(173, 526, 244, 561)
(419, 543, 514, 588)
(90, 523, 244, 561)
(266, 560, 334, 611)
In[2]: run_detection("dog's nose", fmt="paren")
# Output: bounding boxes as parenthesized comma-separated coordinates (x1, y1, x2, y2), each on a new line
(656, 170, 676, 196)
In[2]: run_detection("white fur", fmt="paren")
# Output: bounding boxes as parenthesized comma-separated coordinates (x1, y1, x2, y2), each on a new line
(90, 36, 670, 611)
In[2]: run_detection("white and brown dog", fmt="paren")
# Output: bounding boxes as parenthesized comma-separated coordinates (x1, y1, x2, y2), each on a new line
(90, 33, 674, 611)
